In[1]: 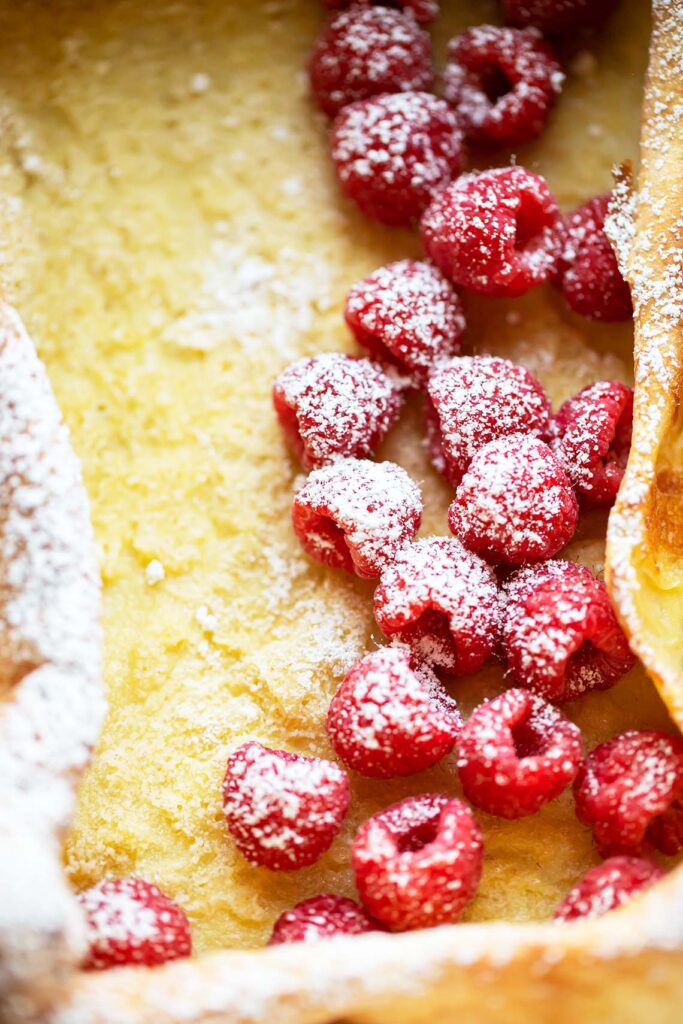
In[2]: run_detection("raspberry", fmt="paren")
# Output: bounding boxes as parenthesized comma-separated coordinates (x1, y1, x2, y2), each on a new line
(549, 380, 633, 507)
(426, 356, 551, 487)
(502, 560, 634, 703)
(327, 647, 461, 778)
(503, 0, 618, 35)
(223, 742, 350, 870)
(78, 878, 191, 971)
(292, 458, 422, 578)
(443, 26, 563, 148)
(352, 794, 483, 930)
(457, 689, 582, 819)
(373, 537, 500, 674)
(332, 92, 464, 227)
(345, 260, 465, 386)
(309, 7, 433, 118)
(422, 167, 561, 297)
(556, 194, 632, 322)
(448, 435, 578, 567)
(574, 731, 683, 856)
(273, 353, 402, 470)
(554, 857, 665, 923)
(268, 894, 380, 945)
(324, 1, 439, 25)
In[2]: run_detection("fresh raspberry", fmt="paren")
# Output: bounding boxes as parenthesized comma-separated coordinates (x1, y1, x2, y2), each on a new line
(443, 26, 563, 148)
(448, 435, 578, 567)
(503, 0, 619, 35)
(422, 167, 561, 297)
(554, 857, 665, 923)
(556, 194, 632, 322)
(426, 356, 551, 487)
(268, 894, 380, 945)
(273, 353, 402, 470)
(352, 794, 483, 930)
(324, 1, 439, 25)
(292, 458, 422, 578)
(344, 260, 465, 386)
(78, 878, 191, 971)
(574, 731, 683, 856)
(327, 647, 461, 778)
(223, 742, 350, 870)
(549, 380, 633, 507)
(457, 689, 582, 819)
(309, 8, 433, 118)
(502, 560, 635, 703)
(373, 537, 500, 674)
(332, 92, 464, 227)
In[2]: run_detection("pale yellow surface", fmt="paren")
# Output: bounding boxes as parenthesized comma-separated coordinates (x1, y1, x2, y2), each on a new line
(0, 0, 676, 956)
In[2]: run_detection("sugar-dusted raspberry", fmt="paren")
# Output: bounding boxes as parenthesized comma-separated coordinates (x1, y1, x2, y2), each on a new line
(373, 537, 500, 674)
(273, 353, 402, 471)
(324, 1, 439, 25)
(443, 26, 563, 148)
(292, 458, 422, 578)
(78, 878, 191, 971)
(556, 194, 632, 322)
(448, 435, 578, 567)
(345, 260, 465, 386)
(549, 380, 633, 507)
(426, 356, 551, 487)
(327, 647, 461, 778)
(502, 560, 634, 703)
(422, 167, 561, 297)
(554, 857, 665, 923)
(332, 92, 464, 227)
(574, 731, 683, 856)
(268, 894, 380, 945)
(223, 742, 350, 870)
(457, 689, 582, 819)
(352, 794, 483, 930)
(503, 0, 618, 35)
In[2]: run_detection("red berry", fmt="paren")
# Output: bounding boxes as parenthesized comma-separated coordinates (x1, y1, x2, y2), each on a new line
(549, 380, 633, 507)
(426, 356, 551, 487)
(647, 794, 683, 856)
(345, 260, 465, 386)
(324, 0, 439, 25)
(574, 731, 683, 856)
(448, 435, 578, 567)
(332, 92, 464, 227)
(78, 878, 191, 971)
(422, 167, 562, 297)
(373, 536, 500, 674)
(556, 194, 632, 322)
(554, 857, 665, 923)
(352, 794, 483, 930)
(327, 646, 461, 778)
(443, 26, 563, 148)
(268, 894, 380, 944)
(273, 353, 402, 470)
(502, 560, 634, 703)
(457, 689, 582, 819)
(292, 458, 422, 578)
(223, 742, 350, 870)
(503, 0, 618, 35)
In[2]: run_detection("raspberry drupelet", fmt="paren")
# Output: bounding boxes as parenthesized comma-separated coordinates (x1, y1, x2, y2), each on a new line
(448, 435, 578, 568)
(268, 894, 380, 945)
(443, 26, 563, 148)
(503, 0, 619, 35)
(549, 380, 633, 507)
(344, 260, 465, 387)
(373, 536, 500, 675)
(222, 742, 350, 870)
(327, 646, 461, 778)
(554, 857, 665, 923)
(331, 92, 464, 227)
(352, 794, 483, 931)
(324, 0, 439, 25)
(421, 167, 562, 297)
(272, 353, 402, 470)
(426, 355, 551, 487)
(292, 458, 422, 578)
(457, 689, 582, 819)
(78, 878, 192, 971)
(502, 560, 635, 703)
